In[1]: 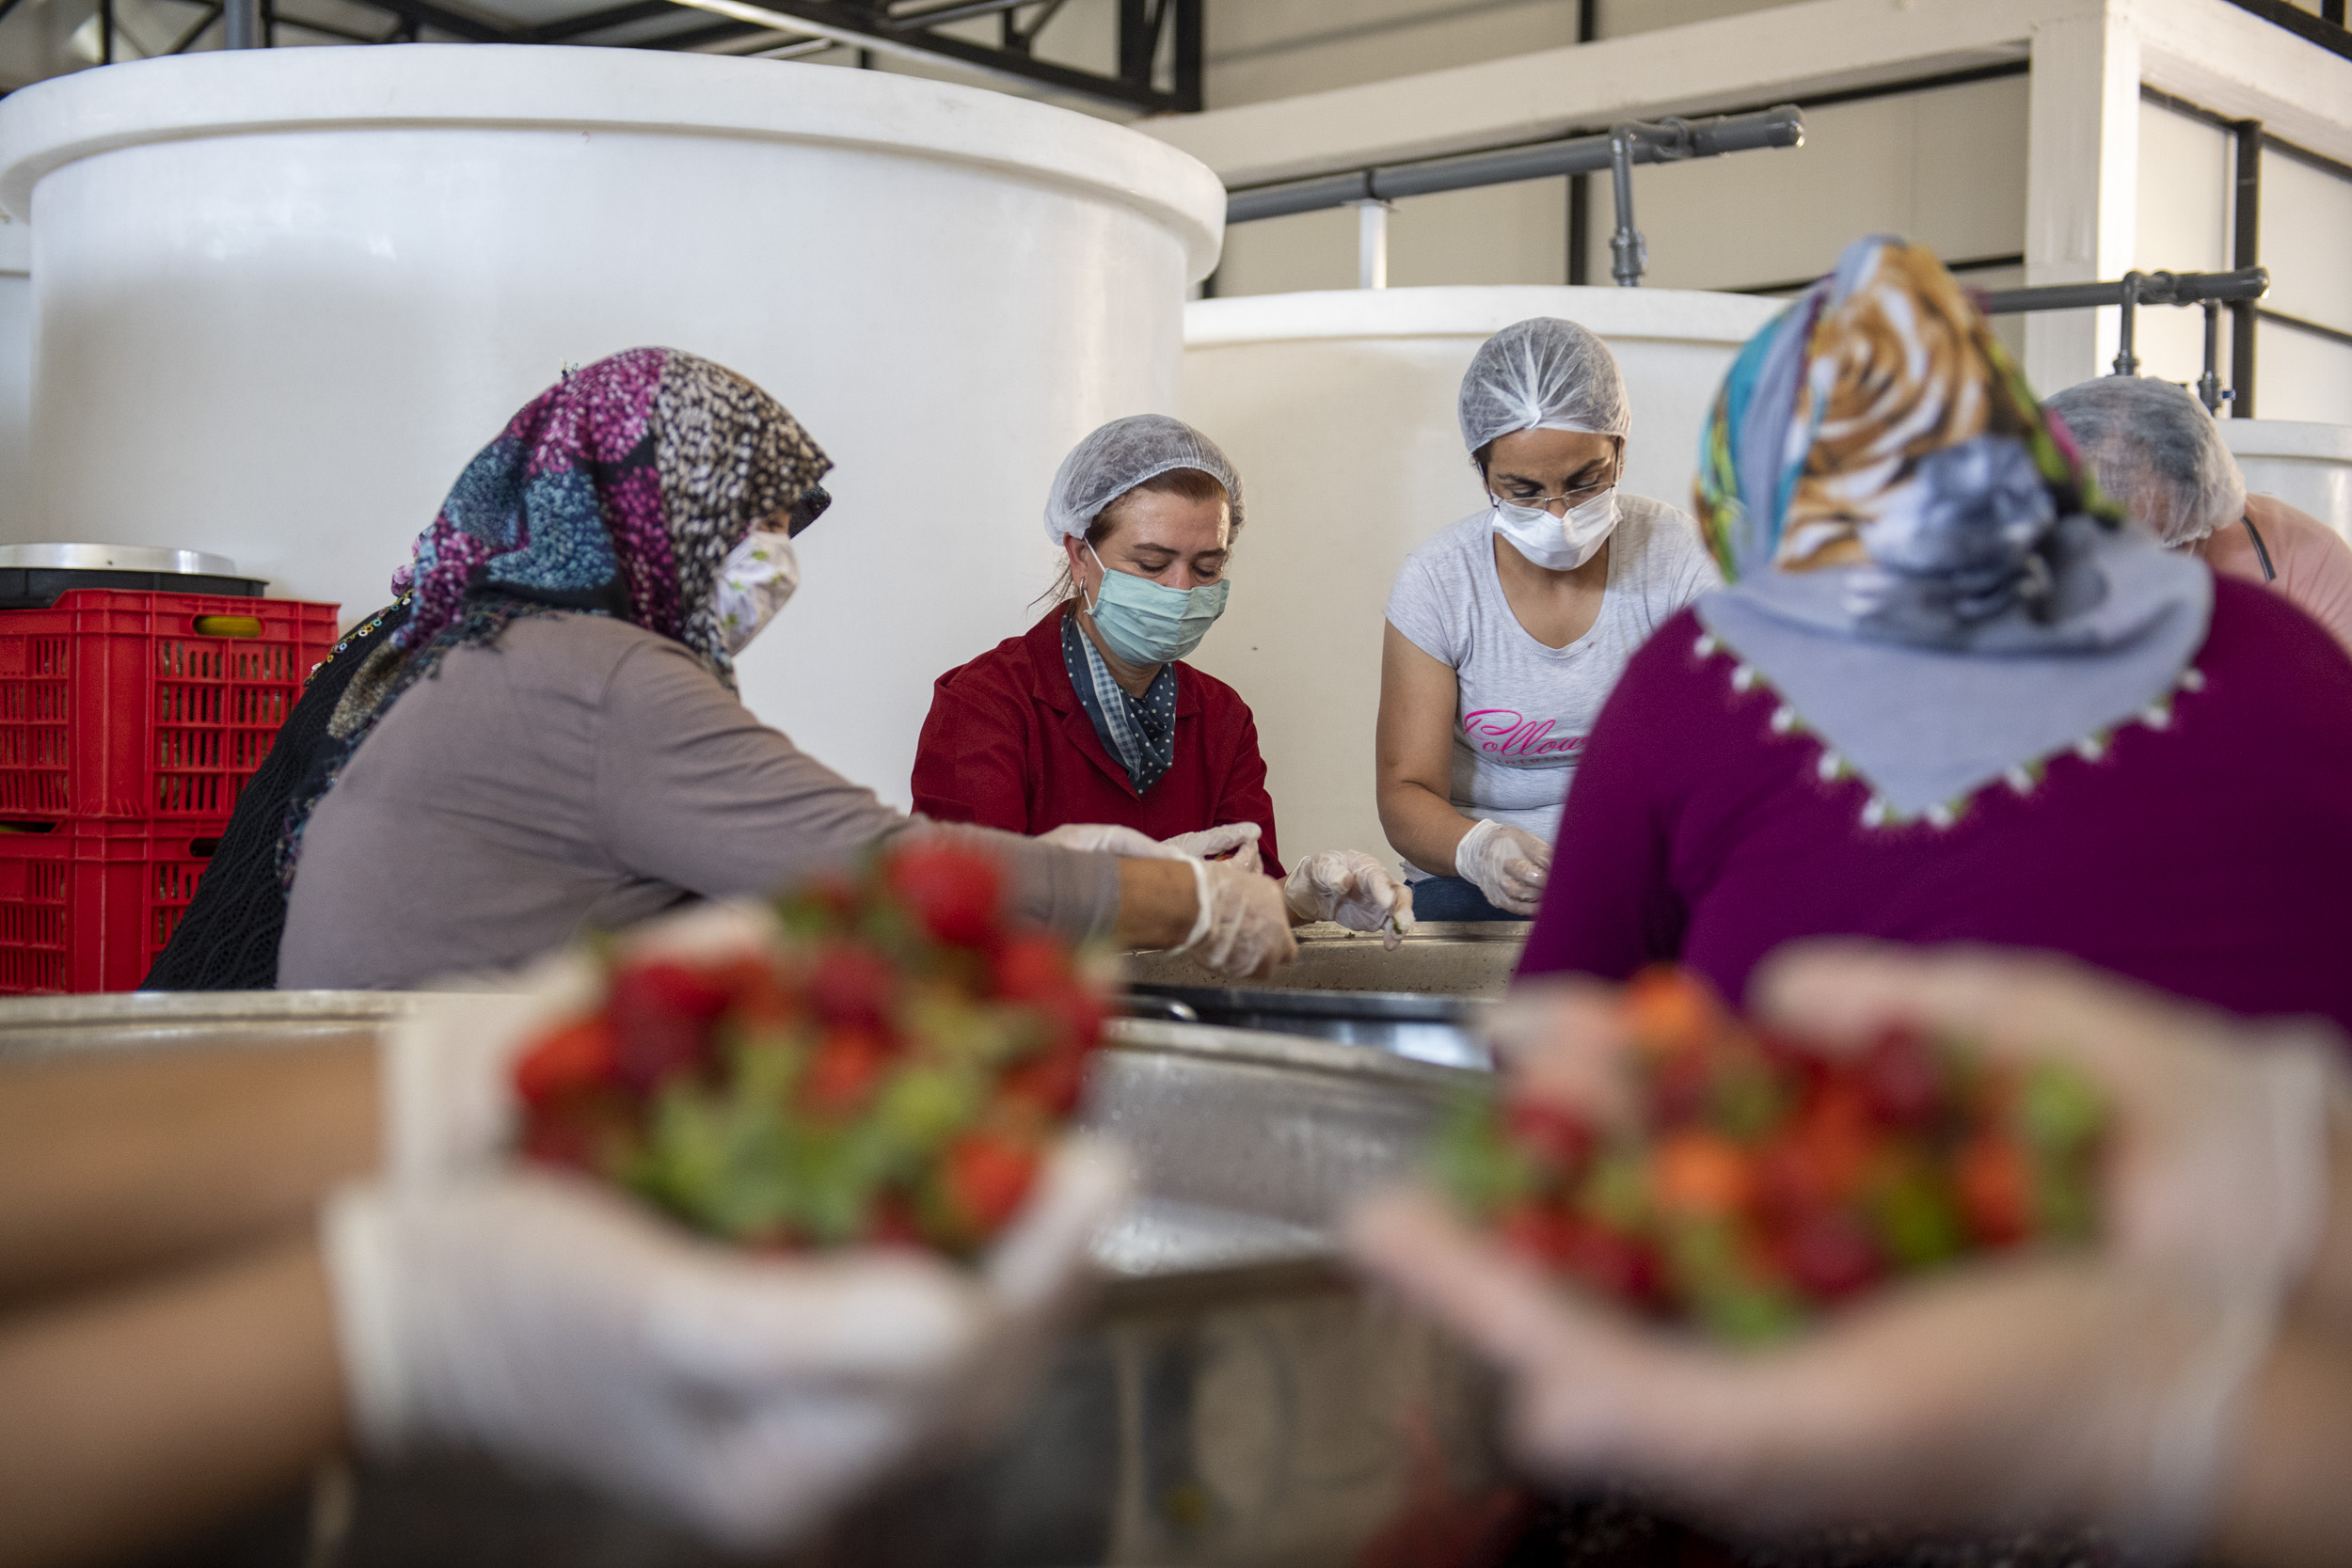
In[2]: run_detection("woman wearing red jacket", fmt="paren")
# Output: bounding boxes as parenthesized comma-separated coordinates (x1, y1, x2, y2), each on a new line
(912, 415, 1414, 946)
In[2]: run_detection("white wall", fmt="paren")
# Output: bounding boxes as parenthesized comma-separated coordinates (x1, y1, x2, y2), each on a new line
(2130, 96, 2236, 392)
(1204, 0, 1589, 109)
(2258, 144, 2352, 422)
(1577, 74, 2028, 292)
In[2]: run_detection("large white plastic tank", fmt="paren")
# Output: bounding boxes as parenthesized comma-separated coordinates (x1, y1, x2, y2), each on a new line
(0, 219, 26, 517)
(1181, 286, 1779, 871)
(0, 47, 1222, 807)
(2223, 420, 2352, 543)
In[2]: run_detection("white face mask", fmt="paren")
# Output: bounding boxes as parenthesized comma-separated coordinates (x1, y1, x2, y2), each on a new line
(1490, 487, 1620, 572)
(713, 532, 800, 655)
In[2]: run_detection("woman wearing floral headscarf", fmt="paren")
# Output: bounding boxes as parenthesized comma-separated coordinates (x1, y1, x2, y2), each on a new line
(170, 347, 1282, 990)
(1515, 238, 2352, 1032)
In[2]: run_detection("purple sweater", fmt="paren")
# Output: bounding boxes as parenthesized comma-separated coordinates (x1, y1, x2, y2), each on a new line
(1518, 578, 2352, 1036)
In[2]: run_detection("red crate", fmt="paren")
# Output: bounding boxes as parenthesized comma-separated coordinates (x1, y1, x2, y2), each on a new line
(0, 591, 338, 819)
(0, 818, 224, 993)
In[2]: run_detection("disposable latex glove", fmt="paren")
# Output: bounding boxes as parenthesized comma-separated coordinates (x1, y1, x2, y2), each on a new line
(1355, 1197, 2244, 1553)
(383, 900, 780, 1187)
(1161, 820, 1263, 873)
(1038, 820, 1263, 874)
(1173, 857, 1296, 981)
(1353, 944, 2342, 1559)
(1282, 848, 1417, 950)
(1453, 818, 1550, 916)
(324, 1138, 1130, 1553)
(1038, 822, 1184, 860)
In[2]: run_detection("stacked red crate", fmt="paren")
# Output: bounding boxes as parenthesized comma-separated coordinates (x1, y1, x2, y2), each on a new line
(0, 591, 338, 992)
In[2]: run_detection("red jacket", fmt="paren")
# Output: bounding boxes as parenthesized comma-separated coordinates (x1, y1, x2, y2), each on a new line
(911, 607, 1285, 878)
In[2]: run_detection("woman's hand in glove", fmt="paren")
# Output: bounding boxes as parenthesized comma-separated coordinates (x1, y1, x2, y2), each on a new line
(1175, 858, 1297, 981)
(323, 1139, 1130, 1554)
(1453, 819, 1551, 916)
(1039, 823, 1184, 860)
(1041, 820, 1263, 874)
(1350, 944, 2347, 1560)
(1282, 850, 1417, 950)
(1163, 821, 1264, 873)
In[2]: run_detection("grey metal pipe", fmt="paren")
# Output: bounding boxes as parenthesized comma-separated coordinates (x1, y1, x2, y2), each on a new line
(2111, 270, 2145, 376)
(1979, 266, 2268, 316)
(2197, 300, 2227, 414)
(1224, 103, 1804, 225)
(1607, 124, 1645, 287)
(223, 0, 263, 47)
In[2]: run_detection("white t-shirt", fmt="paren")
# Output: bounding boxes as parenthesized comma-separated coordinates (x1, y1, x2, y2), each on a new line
(1383, 494, 1721, 871)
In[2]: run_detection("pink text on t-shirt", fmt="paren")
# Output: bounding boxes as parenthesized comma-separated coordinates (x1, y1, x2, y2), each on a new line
(1464, 708, 1586, 758)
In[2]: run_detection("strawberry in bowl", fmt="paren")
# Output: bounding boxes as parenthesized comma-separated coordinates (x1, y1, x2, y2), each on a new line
(511, 842, 1112, 1258)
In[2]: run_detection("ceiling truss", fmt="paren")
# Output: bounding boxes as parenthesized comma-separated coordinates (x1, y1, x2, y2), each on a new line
(201, 0, 1204, 111)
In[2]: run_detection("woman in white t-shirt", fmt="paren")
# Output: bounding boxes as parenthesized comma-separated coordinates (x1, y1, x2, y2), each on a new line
(1375, 317, 1720, 920)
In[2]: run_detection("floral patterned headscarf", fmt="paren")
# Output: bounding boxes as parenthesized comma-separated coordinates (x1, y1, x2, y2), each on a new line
(1694, 238, 2110, 630)
(392, 347, 830, 673)
(1690, 237, 2212, 821)
(277, 347, 832, 883)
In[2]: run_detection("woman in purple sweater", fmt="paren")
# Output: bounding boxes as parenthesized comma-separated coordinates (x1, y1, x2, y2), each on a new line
(1518, 236, 2352, 1035)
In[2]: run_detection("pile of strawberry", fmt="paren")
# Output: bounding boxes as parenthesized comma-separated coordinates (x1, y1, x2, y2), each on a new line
(511, 843, 1108, 1257)
(1436, 967, 2106, 1342)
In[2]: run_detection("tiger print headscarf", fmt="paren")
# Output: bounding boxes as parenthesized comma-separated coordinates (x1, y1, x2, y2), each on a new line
(1687, 237, 2211, 821)
(277, 348, 832, 882)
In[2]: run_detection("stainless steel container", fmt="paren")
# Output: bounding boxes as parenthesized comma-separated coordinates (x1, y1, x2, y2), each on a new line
(0, 542, 267, 607)
(1125, 920, 1527, 1000)
(2, 994, 1501, 1567)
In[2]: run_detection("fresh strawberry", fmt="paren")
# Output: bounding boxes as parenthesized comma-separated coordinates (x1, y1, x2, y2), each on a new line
(1565, 1222, 1665, 1307)
(514, 1015, 617, 1105)
(607, 959, 732, 1091)
(1622, 964, 1717, 1060)
(1789, 1080, 1877, 1203)
(808, 941, 897, 1028)
(887, 843, 1005, 948)
(519, 1088, 640, 1177)
(1505, 1098, 1597, 1174)
(993, 932, 1072, 1001)
(942, 1132, 1041, 1235)
(1956, 1132, 2032, 1247)
(1644, 1042, 1719, 1131)
(801, 1026, 890, 1117)
(1650, 1130, 1756, 1218)
(1495, 1203, 1581, 1269)
(707, 955, 797, 1029)
(1780, 1211, 1883, 1300)
(1000, 1039, 1091, 1117)
(1858, 1027, 1942, 1130)
(868, 1193, 928, 1248)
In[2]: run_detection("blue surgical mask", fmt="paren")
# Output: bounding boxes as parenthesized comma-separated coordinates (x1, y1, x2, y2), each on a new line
(1084, 544, 1231, 666)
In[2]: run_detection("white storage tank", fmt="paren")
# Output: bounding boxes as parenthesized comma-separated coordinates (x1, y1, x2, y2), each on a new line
(0, 218, 26, 516)
(1181, 286, 1780, 872)
(0, 46, 1222, 807)
(2223, 420, 2352, 544)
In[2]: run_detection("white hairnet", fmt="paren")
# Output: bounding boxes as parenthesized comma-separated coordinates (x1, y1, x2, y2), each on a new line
(1457, 317, 1631, 454)
(1041, 415, 1244, 545)
(2042, 377, 2247, 547)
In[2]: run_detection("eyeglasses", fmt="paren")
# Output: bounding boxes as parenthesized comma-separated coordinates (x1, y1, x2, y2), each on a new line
(1488, 461, 1620, 513)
